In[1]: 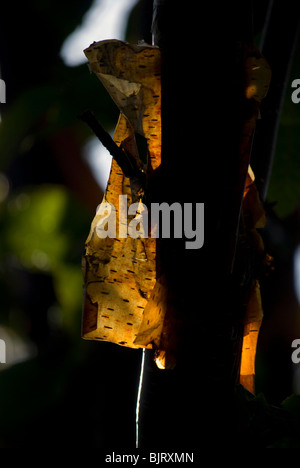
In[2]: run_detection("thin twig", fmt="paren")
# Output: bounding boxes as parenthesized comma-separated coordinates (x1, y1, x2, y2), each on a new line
(78, 109, 146, 187)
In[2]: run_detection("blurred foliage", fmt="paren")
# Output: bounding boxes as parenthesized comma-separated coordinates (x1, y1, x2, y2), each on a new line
(0, 184, 90, 337)
(267, 37, 300, 218)
(0, 0, 150, 448)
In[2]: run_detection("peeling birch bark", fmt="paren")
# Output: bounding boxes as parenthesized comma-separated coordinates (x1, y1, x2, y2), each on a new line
(81, 40, 175, 369)
(81, 38, 271, 377)
(238, 45, 271, 393)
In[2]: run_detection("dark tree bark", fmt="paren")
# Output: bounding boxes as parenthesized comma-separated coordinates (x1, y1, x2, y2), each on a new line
(138, 0, 256, 449)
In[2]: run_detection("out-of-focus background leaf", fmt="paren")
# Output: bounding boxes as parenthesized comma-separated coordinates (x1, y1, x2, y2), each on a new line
(0, 0, 153, 448)
(267, 38, 300, 218)
(255, 24, 300, 418)
(0, 0, 299, 448)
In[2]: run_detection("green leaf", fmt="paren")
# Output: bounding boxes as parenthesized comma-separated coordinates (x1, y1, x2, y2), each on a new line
(0, 87, 59, 170)
(267, 125, 300, 217)
(2, 184, 68, 272)
(266, 38, 300, 217)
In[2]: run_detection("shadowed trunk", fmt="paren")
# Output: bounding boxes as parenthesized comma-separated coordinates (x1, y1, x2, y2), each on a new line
(138, 0, 255, 448)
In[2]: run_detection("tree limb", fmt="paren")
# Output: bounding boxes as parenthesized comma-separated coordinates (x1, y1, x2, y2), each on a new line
(78, 109, 146, 189)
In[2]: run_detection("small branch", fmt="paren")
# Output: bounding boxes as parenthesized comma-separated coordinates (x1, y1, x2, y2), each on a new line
(78, 109, 146, 187)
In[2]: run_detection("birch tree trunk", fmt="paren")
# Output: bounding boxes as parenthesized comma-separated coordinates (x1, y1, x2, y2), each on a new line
(138, 0, 256, 448)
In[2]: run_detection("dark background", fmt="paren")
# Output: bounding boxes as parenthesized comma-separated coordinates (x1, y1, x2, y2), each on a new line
(0, 0, 299, 448)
